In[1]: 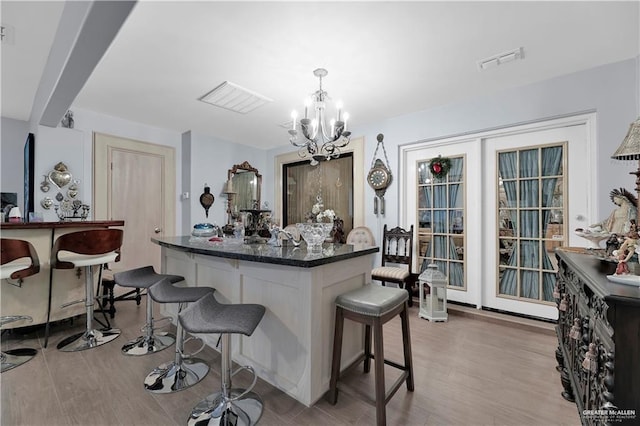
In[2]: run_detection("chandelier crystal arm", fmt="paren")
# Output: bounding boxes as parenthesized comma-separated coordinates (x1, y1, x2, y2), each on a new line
(288, 68, 351, 165)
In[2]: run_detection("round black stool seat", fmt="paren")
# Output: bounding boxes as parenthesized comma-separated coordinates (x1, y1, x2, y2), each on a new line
(143, 278, 215, 394)
(114, 266, 184, 356)
(180, 293, 266, 426)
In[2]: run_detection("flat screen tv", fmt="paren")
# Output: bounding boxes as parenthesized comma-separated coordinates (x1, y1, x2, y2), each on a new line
(24, 133, 35, 220)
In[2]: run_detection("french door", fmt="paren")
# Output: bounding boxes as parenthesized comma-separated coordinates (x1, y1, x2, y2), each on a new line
(402, 115, 593, 319)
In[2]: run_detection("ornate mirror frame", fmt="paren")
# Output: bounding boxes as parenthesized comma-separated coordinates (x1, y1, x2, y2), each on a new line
(228, 161, 261, 211)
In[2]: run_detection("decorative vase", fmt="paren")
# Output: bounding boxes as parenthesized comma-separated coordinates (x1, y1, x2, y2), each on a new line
(296, 223, 333, 251)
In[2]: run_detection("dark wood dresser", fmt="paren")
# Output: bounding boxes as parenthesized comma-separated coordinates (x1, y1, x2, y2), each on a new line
(555, 249, 640, 425)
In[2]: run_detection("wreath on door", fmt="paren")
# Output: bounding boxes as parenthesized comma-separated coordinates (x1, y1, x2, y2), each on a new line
(429, 155, 451, 179)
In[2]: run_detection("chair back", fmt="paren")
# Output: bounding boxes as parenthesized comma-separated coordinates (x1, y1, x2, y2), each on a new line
(380, 225, 414, 269)
(0, 238, 40, 279)
(51, 229, 123, 269)
(346, 226, 375, 247)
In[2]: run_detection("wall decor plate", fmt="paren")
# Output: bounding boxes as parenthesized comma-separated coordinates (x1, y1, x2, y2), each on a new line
(48, 162, 72, 189)
(41, 197, 53, 210)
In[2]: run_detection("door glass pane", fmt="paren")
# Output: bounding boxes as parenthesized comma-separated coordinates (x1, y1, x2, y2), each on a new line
(497, 144, 565, 304)
(416, 155, 466, 290)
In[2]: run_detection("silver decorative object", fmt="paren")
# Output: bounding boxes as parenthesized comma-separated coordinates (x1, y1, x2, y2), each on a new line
(41, 197, 53, 210)
(48, 162, 72, 189)
(40, 175, 50, 192)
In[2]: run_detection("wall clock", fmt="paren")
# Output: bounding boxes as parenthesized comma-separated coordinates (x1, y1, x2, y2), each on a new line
(367, 134, 392, 215)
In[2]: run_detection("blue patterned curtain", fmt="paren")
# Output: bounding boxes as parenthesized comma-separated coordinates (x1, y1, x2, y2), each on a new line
(420, 157, 464, 287)
(499, 147, 562, 301)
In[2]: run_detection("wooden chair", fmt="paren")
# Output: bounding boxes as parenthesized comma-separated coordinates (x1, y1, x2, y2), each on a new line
(346, 226, 376, 247)
(0, 238, 40, 372)
(371, 225, 415, 306)
(50, 229, 123, 351)
(1, 238, 40, 279)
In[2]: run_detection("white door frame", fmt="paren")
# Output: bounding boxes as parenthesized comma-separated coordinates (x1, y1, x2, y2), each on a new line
(399, 112, 596, 314)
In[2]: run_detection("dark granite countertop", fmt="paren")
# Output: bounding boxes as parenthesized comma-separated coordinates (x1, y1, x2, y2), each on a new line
(152, 236, 379, 268)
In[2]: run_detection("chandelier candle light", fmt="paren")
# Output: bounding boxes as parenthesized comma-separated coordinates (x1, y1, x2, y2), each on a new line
(289, 68, 351, 166)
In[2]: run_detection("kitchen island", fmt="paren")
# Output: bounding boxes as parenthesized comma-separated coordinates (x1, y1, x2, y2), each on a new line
(152, 236, 378, 406)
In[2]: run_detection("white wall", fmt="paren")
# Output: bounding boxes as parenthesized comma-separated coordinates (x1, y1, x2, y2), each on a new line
(184, 131, 267, 234)
(46, 107, 184, 227)
(345, 58, 638, 234)
(4, 58, 639, 237)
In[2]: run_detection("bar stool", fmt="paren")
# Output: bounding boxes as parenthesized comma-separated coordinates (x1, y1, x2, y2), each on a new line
(51, 229, 123, 352)
(1, 238, 40, 372)
(143, 277, 215, 393)
(180, 292, 266, 426)
(328, 284, 414, 426)
(114, 266, 184, 356)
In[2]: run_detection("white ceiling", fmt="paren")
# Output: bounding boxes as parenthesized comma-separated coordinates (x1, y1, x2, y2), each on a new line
(2, 1, 639, 150)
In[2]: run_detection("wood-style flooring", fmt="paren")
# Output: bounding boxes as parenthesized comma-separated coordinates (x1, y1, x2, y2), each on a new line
(1, 297, 580, 425)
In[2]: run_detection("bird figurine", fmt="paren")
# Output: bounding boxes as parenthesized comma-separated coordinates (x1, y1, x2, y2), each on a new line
(199, 183, 215, 218)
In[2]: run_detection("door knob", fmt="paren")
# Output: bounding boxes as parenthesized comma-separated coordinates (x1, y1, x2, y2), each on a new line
(154, 227, 162, 234)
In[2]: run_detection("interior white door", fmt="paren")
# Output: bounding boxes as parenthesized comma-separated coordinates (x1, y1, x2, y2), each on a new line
(401, 114, 594, 319)
(93, 133, 176, 273)
(482, 124, 588, 320)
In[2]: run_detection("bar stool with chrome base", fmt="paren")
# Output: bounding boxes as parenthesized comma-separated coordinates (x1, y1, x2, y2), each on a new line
(51, 229, 123, 352)
(180, 292, 266, 426)
(144, 277, 215, 393)
(114, 266, 184, 356)
(328, 284, 414, 426)
(1, 238, 40, 372)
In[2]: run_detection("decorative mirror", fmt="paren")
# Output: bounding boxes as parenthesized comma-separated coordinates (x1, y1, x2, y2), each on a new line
(228, 161, 261, 211)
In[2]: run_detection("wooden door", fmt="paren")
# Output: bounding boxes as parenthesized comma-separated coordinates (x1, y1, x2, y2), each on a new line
(93, 133, 175, 273)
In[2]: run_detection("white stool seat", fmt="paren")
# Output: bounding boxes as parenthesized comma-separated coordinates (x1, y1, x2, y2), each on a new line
(57, 251, 119, 268)
(0, 260, 34, 280)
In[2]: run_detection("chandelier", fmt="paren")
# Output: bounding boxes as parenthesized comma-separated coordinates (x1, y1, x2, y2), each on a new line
(288, 68, 351, 166)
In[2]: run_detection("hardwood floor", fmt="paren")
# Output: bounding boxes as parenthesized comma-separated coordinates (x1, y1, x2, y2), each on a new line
(1, 298, 580, 425)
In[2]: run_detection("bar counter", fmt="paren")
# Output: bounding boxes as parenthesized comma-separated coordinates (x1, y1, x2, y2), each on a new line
(152, 236, 378, 406)
(1, 220, 124, 330)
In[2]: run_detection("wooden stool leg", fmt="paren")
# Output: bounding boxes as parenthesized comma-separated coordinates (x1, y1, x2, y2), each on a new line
(364, 324, 372, 373)
(328, 306, 344, 404)
(373, 318, 386, 426)
(400, 302, 414, 391)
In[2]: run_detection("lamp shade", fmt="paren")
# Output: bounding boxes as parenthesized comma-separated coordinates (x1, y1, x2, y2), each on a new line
(612, 117, 640, 160)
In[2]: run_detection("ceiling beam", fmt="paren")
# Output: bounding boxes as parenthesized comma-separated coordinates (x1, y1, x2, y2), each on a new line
(30, 0, 136, 131)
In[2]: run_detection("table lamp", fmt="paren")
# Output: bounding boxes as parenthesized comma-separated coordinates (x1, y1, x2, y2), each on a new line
(611, 117, 640, 227)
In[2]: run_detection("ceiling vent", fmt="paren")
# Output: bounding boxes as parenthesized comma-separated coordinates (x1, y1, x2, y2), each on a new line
(477, 47, 524, 71)
(199, 81, 273, 114)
